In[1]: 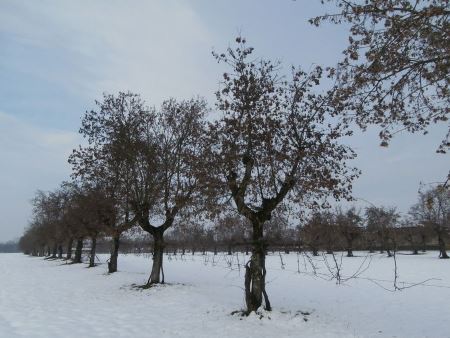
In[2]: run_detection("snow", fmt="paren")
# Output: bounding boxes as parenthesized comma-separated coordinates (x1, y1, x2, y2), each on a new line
(0, 252, 449, 338)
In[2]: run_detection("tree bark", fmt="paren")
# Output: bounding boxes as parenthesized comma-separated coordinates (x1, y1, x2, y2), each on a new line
(57, 244, 63, 259)
(89, 236, 97, 267)
(244, 220, 271, 314)
(346, 238, 354, 257)
(73, 238, 83, 263)
(147, 230, 165, 286)
(66, 239, 73, 260)
(438, 232, 449, 259)
(108, 234, 120, 273)
(51, 243, 57, 258)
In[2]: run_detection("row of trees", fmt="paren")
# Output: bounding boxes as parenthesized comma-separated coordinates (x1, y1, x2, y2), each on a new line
(20, 187, 449, 260)
(20, 39, 358, 313)
(19, 0, 449, 315)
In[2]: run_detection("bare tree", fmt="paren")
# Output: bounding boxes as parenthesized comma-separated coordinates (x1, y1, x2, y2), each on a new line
(335, 207, 363, 257)
(206, 37, 359, 314)
(301, 211, 335, 256)
(70, 92, 149, 272)
(365, 206, 399, 257)
(130, 98, 208, 286)
(410, 185, 450, 258)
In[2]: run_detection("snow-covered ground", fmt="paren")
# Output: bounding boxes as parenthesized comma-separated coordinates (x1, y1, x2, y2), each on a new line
(0, 251, 449, 338)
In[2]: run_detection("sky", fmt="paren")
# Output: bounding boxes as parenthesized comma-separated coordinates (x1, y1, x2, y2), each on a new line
(0, 0, 448, 242)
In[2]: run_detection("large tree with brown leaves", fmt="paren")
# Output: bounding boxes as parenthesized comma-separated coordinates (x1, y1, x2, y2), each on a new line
(206, 37, 359, 314)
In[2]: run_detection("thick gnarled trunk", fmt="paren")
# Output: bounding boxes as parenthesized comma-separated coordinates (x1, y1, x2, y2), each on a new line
(147, 231, 165, 286)
(244, 221, 271, 314)
(108, 234, 120, 273)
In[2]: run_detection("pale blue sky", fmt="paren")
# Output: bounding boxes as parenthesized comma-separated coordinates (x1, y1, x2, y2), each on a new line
(0, 0, 448, 241)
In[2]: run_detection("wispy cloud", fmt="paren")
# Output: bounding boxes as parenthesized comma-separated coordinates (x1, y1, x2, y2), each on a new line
(0, 0, 216, 103)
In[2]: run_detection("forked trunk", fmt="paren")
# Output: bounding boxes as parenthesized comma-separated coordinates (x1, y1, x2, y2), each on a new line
(108, 234, 120, 273)
(244, 221, 271, 314)
(147, 231, 165, 286)
(89, 236, 97, 267)
(66, 239, 73, 260)
(73, 238, 83, 263)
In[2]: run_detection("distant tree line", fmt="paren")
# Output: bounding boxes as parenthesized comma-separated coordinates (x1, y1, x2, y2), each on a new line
(20, 188, 450, 260)
(0, 240, 19, 253)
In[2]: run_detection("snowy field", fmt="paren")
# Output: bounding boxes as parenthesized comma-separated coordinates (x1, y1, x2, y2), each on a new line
(0, 252, 449, 338)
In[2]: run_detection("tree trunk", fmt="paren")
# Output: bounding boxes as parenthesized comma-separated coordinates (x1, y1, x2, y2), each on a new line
(147, 231, 165, 286)
(51, 243, 57, 258)
(57, 244, 63, 259)
(73, 238, 83, 263)
(347, 238, 354, 257)
(108, 234, 120, 273)
(88, 236, 97, 267)
(438, 232, 449, 259)
(244, 221, 271, 314)
(66, 239, 73, 260)
(421, 235, 427, 252)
